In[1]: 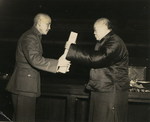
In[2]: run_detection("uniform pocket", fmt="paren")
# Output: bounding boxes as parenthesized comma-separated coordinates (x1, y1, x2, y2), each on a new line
(15, 67, 39, 93)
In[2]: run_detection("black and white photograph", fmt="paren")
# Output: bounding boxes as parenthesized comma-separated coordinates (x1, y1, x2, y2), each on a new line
(0, 0, 149, 122)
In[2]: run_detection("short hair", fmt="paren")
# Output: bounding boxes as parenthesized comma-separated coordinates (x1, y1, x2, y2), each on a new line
(95, 18, 112, 29)
(33, 13, 51, 25)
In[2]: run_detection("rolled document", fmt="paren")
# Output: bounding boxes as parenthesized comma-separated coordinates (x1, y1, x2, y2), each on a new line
(58, 31, 78, 73)
(64, 31, 78, 57)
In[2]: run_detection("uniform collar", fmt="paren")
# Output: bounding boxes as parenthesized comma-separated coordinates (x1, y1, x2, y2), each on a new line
(31, 26, 42, 36)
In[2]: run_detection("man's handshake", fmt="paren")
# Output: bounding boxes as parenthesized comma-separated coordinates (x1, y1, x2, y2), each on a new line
(56, 54, 71, 74)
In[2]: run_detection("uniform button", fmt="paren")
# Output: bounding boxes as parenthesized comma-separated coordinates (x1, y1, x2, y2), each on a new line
(112, 107, 115, 110)
(27, 74, 31, 77)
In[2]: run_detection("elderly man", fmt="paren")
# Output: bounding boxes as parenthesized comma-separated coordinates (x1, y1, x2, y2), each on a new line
(6, 13, 69, 122)
(66, 18, 130, 122)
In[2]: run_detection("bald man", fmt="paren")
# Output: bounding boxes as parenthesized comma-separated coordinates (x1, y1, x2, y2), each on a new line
(6, 13, 69, 122)
(66, 18, 130, 122)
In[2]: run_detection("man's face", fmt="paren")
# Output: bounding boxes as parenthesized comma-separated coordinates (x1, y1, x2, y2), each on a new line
(38, 17, 51, 35)
(93, 22, 107, 41)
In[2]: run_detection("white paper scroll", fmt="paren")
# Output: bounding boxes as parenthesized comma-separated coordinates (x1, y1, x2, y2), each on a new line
(58, 31, 78, 73)
(63, 31, 78, 57)
(67, 31, 78, 44)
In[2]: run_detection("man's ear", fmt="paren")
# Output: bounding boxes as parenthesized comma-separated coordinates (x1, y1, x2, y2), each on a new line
(37, 19, 42, 27)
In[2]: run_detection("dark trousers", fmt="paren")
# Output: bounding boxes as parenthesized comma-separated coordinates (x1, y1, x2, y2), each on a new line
(12, 94, 36, 122)
(88, 91, 128, 122)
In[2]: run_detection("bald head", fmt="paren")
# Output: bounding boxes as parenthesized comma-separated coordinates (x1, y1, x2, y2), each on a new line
(34, 13, 51, 26)
(93, 18, 112, 41)
(94, 18, 112, 29)
(34, 13, 51, 35)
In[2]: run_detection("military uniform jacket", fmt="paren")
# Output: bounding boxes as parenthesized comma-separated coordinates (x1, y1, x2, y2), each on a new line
(6, 27, 58, 97)
(66, 31, 130, 92)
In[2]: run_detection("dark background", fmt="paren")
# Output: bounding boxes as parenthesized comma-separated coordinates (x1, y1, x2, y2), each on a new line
(0, 0, 149, 82)
(0, 1, 149, 121)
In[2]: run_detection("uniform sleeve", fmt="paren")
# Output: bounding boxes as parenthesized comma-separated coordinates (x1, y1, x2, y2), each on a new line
(66, 39, 122, 68)
(21, 34, 58, 73)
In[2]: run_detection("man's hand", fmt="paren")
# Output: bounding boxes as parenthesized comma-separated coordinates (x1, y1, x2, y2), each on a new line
(57, 54, 71, 73)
